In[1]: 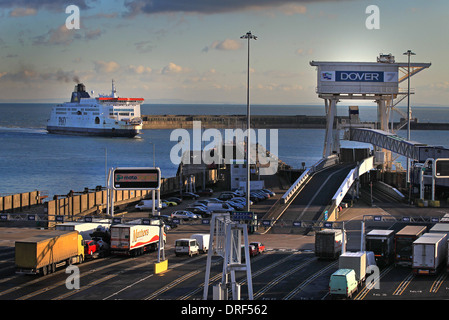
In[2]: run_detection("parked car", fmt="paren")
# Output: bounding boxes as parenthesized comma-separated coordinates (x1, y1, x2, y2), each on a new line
(135, 200, 165, 211)
(162, 199, 178, 207)
(181, 192, 200, 200)
(218, 193, 236, 201)
(206, 202, 234, 213)
(196, 188, 214, 196)
(165, 197, 182, 204)
(261, 189, 275, 196)
(186, 206, 212, 217)
(151, 215, 178, 231)
(226, 200, 245, 210)
(171, 210, 198, 220)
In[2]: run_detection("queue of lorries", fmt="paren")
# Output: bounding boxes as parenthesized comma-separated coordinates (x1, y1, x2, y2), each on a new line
(14, 187, 275, 276)
(317, 222, 449, 298)
(14, 221, 167, 275)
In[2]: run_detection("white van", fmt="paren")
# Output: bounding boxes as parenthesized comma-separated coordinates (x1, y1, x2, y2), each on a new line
(135, 200, 164, 211)
(191, 234, 210, 253)
(175, 239, 199, 257)
(206, 202, 234, 213)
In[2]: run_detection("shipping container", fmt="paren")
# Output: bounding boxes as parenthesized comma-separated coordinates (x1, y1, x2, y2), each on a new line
(412, 233, 448, 275)
(15, 230, 84, 276)
(365, 229, 395, 266)
(315, 229, 344, 259)
(394, 225, 427, 266)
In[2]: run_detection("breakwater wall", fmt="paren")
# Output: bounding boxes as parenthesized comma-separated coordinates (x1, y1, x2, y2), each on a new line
(142, 114, 342, 129)
(142, 114, 449, 130)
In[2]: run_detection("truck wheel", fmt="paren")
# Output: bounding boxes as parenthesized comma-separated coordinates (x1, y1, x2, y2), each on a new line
(41, 266, 48, 276)
(79, 255, 84, 264)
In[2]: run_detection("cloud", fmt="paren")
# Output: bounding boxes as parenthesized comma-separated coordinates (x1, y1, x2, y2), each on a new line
(9, 8, 37, 17)
(203, 39, 242, 52)
(124, 0, 333, 16)
(161, 62, 187, 74)
(33, 25, 104, 46)
(0, 0, 92, 11)
(94, 60, 120, 73)
(128, 64, 152, 74)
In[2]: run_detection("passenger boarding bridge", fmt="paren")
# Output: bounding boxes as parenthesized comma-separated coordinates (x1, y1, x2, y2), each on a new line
(264, 54, 449, 232)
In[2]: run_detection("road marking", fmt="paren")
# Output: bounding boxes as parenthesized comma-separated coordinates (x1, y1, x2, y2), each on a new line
(392, 272, 414, 296)
(430, 273, 447, 293)
(283, 261, 337, 300)
(254, 255, 316, 299)
(354, 265, 394, 300)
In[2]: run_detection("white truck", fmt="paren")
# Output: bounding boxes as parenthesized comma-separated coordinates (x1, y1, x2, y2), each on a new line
(191, 234, 210, 253)
(55, 221, 111, 240)
(110, 224, 166, 256)
(135, 200, 164, 211)
(338, 251, 367, 285)
(412, 233, 448, 275)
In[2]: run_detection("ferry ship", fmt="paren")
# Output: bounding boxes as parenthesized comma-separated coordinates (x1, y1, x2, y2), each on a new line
(46, 81, 144, 137)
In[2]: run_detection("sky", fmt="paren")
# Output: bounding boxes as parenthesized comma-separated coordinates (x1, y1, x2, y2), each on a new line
(0, 0, 448, 106)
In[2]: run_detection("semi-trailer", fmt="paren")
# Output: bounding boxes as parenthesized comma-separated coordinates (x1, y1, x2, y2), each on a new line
(315, 229, 344, 259)
(394, 225, 427, 266)
(15, 230, 84, 276)
(55, 221, 111, 240)
(365, 229, 395, 266)
(412, 233, 448, 275)
(110, 224, 166, 256)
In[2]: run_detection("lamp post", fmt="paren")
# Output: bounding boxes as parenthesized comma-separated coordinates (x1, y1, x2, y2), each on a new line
(241, 31, 257, 212)
(403, 49, 415, 184)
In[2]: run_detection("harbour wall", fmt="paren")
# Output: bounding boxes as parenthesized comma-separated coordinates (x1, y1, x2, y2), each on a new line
(0, 169, 218, 228)
(142, 114, 449, 130)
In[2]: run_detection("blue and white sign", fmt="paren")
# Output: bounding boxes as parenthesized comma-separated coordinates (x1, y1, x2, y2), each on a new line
(320, 71, 397, 83)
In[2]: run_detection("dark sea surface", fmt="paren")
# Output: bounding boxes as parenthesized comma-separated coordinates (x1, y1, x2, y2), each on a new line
(0, 103, 448, 197)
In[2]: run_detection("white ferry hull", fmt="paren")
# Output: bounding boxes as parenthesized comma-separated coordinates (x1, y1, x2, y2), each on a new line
(46, 125, 141, 137)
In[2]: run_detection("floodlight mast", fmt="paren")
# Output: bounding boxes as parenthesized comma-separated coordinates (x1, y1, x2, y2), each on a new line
(240, 31, 257, 212)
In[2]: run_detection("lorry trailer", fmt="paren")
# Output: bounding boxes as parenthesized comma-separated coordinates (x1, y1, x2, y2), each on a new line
(110, 224, 166, 256)
(365, 229, 395, 266)
(412, 233, 448, 275)
(394, 225, 427, 266)
(15, 230, 84, 276)
(55, 221, 111, 240)
(315, 229, 344, 259)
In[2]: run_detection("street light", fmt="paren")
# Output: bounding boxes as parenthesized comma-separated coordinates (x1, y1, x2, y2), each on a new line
(241, 31, 257, 212)
(403, 49, 415, 184)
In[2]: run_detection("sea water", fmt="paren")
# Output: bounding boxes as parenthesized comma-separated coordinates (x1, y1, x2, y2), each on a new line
(0, 103, 448, 196)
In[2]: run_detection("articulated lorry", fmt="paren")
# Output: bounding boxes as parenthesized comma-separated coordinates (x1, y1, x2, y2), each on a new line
(394, 225, 427, 266)
(412, 233, 448, 275)
(15, 230, 84, 276)
(110, 224, 166, 256)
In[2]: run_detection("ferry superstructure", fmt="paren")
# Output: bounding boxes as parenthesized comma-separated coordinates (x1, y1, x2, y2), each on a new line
(46, 81, 144, 137)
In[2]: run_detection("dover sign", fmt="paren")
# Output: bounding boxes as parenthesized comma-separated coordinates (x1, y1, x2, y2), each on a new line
(320, 71, 398, 83)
